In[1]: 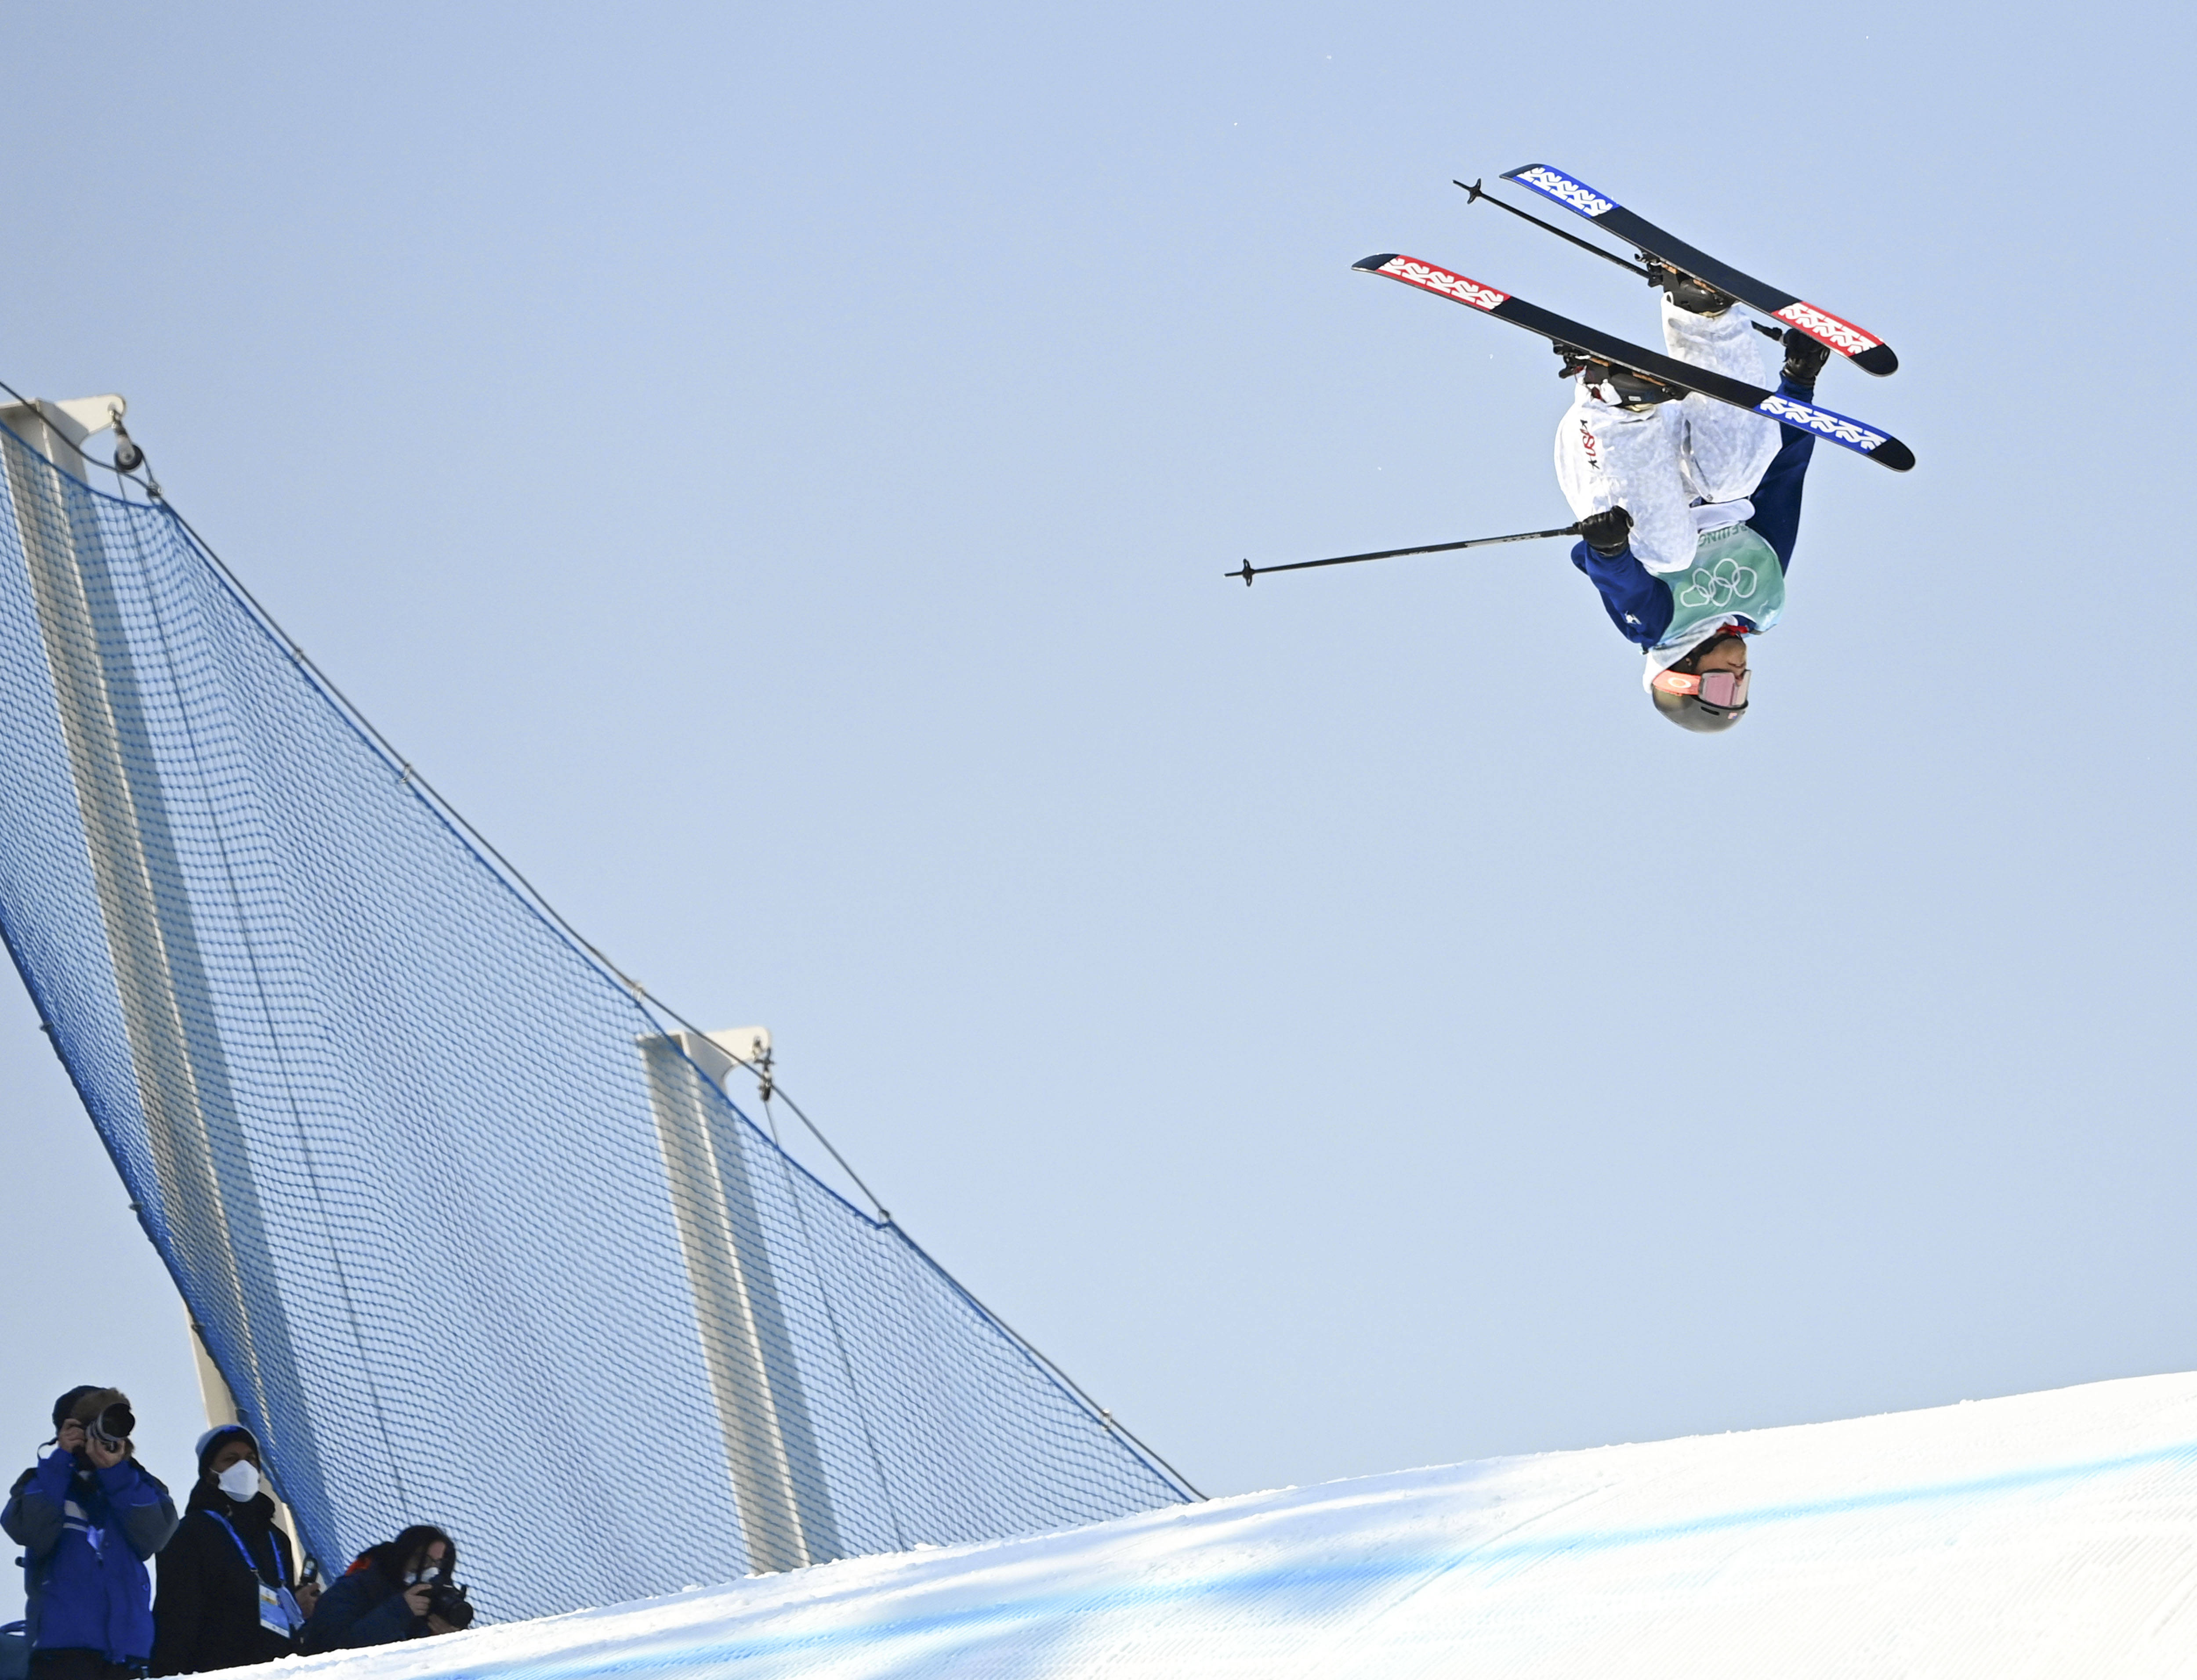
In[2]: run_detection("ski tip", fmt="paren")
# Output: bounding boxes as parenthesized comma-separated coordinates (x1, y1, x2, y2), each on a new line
(1760, 393, 1916, 473)
(1497, 163, 1620, 220)
(1850, 343, 1900, 377)
(1352, 253, 1399, 273)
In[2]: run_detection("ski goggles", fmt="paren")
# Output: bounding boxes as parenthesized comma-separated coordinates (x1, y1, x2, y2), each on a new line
(1652, 668, 1751, 711)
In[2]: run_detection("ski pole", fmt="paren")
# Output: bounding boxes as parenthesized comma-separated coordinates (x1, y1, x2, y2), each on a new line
(1229, 524, 1580, 586)
(1455, 178, 1652, 279)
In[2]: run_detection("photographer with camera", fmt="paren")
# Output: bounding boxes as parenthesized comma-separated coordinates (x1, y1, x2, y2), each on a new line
(300, 1526, 471, 1653)
(2, 1389, 179, 1680)
(149, 1425, 313, 1675)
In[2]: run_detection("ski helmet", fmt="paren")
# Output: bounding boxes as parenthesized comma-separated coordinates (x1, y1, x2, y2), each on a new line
(1650, 636, 1751, 732)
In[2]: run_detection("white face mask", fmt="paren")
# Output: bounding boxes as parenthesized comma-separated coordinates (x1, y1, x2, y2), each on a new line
(216, 1460, 261, 1502)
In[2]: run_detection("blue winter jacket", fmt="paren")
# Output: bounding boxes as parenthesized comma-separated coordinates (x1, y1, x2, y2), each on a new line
(1570, 374, 1820, 647)
(3, 1450, 179, 1662)
(299, 1562, 428, 1655)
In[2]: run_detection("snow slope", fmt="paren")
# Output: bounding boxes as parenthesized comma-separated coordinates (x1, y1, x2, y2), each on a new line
(286, 1372, 2197, 1678)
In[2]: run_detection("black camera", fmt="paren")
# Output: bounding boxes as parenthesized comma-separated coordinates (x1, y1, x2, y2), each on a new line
(85, 1402, 134, 1449)
(424, 1582, 474, 1631)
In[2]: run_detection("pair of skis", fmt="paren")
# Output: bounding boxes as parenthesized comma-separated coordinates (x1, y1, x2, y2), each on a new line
(1359, 164, 1912, 473)
(1233, 166, 1908, 584)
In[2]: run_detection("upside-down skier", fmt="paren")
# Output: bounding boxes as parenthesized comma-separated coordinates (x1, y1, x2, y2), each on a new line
(1245, 168, 1908, 725)
(1555, 277, 1833, 733)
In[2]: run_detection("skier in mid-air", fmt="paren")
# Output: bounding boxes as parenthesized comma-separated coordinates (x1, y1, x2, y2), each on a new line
(1555, 275, 1832, 733)
(1251, 167, 1907, 725)
(1318, 165, 1909, 730)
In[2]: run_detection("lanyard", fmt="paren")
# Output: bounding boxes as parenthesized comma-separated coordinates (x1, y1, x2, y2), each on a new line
(205, 1512, 287, 1589)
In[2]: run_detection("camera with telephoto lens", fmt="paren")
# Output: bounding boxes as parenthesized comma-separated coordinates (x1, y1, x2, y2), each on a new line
(85, 1402, 134, 1450)
(423, 1582, 473, 1631)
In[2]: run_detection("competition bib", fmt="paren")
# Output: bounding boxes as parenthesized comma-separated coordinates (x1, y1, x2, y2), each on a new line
(1657, 521, 1784, 649)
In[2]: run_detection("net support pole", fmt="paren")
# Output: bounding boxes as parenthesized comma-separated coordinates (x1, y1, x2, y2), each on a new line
(637, 1029, 841, 1572)
(0, 399, 312, 1527)
(189, 1314, 310, 1561)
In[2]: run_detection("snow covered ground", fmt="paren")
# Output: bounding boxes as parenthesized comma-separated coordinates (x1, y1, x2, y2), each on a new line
(286, 1372, 2197, 1677)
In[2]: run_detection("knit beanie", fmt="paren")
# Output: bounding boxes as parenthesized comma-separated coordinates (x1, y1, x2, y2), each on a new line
(195, 1423, 259, 1477)
(50, 1387, 99, 1429)
(67, 1388, 130, 1426)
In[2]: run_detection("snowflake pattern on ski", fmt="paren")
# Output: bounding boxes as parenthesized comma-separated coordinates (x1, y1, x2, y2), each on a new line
(1758, 394, 1887, 451)
(1371, 258, 1507, 311)
(1774, 301, 1882, 357)
(1678, 556, 1759, 611)
(1509, 167, 1617, 219)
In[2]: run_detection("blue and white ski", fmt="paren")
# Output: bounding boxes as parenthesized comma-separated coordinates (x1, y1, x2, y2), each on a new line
(1501, 164, 1900, 378)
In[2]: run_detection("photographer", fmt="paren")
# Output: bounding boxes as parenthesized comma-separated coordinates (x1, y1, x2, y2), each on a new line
(300, 1527, 470, 1653)
(2, 1389, 179, 1680)
(149, 1426, 312, 1675)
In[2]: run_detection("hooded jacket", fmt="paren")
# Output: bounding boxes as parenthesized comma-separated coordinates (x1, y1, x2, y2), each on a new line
(149, 1479, 298, 1676)
(2, 1447, 178, 1662)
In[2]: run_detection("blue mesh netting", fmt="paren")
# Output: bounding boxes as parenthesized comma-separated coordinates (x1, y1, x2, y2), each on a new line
(0, 421, 1186, 1622)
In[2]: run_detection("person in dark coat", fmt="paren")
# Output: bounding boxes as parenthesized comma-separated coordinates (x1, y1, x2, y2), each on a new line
(149, 1427, 311, 1676)
(1, 1388, 179, 1680)
(300, 1527, 464, 1654)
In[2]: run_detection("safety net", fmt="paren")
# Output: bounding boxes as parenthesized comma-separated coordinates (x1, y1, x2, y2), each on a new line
(0, 417, 1187, 1623)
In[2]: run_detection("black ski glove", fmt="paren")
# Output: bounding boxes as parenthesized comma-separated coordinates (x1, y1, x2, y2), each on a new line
(1579, 507, 1632, 558)
(1781, 327, 1831, 387)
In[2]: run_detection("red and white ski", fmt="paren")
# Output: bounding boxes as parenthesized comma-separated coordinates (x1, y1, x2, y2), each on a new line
(1352, 253, 1915, 473)
(1499, 164, 1899, 377)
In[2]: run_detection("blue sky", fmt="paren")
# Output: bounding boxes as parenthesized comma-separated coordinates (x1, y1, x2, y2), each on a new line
(3, 0, 2192, 1607)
